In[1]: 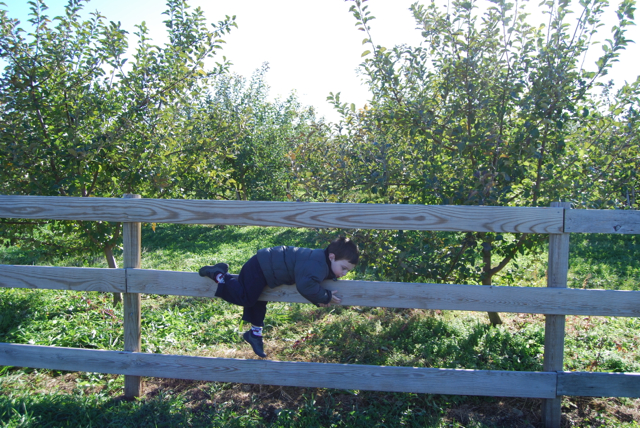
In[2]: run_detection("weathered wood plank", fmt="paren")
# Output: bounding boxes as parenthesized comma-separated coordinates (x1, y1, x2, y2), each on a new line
(122, 194, 142, 398)
(542, 202, 571, 428)
(0, 195, 564, 233)
(126, 269, 640, 317)
(565, 209, 640, 234)
(0, 343, 557, 398)
(0, 265, 125, 293)
(127, 269, 220, 297)
(3, 266, 639, 317)
(558, 372, 640, 397)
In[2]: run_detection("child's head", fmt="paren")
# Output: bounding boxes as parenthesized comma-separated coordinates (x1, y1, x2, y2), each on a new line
(327, 236, 359, 264)
(327, 236, 359, 278)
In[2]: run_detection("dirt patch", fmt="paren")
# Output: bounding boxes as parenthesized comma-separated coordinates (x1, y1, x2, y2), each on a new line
(562, 396, 640, 427)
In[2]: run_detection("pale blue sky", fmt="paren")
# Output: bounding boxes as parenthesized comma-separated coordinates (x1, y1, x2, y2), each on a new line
(3, 0, 639, 122)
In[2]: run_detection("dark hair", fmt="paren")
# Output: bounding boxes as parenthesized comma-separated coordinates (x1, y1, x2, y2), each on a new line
(326, 236, 359, 265)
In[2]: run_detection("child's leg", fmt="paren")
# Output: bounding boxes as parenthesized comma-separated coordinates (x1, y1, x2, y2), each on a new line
(237, 256, 269, 357)
(211, 256, 269, 358)
(236, 256, 269, 330)
(242, 303, 268, 357)
(242, 301, 268, 327)
(213, 255, 265, 307)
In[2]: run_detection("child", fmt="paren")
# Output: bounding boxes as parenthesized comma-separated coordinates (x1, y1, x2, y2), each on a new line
(199, 236, 359, 358)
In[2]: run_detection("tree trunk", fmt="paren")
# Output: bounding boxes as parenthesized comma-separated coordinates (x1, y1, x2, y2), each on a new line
(482, 241, 503, 326)
(105, 246, 122, 305)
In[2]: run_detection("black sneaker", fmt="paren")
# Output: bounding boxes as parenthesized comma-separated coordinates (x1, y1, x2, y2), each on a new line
(243, 330, 267, 358)
(198, 263, 229, 282)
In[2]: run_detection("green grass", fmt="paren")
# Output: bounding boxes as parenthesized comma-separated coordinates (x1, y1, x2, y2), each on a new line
(567, 234, 640, 290)
(1, 225, 639, 427)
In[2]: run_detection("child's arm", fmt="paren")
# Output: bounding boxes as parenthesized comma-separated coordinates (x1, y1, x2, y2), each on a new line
(294, 249, 342, 306)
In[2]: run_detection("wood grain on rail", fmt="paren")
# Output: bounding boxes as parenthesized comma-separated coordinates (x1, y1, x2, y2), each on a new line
(126, 269, 640, 317)
(0, 343, 557, 398)
(0, 265, 125, 293)
(0, 195, 564, 233)
(565, 209, 640, 234)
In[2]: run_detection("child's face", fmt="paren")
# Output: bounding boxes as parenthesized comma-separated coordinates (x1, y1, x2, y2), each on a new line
(328, 253, 356, 278)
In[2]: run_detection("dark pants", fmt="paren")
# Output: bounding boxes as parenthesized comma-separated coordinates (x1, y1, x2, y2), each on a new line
(214, 255, 268, 327)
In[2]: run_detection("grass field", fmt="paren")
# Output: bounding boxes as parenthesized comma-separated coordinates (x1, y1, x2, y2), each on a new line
(1, 225, 639, 427)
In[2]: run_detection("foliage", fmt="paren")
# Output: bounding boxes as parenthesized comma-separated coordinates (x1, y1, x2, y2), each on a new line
(167, 65, 321, 202)
(0, 0, 235, 265)
(565, 79, 640, 209)
(289, 0, 640, 325)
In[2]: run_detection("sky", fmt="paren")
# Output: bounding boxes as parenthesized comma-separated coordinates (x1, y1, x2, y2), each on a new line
(3, 0, 639, 123)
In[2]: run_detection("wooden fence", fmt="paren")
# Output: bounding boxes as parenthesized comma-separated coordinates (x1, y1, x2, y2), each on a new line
(1, 195, 639, 428)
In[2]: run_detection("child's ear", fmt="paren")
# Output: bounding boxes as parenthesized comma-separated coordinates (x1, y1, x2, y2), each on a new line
(328, 253, 336, 262)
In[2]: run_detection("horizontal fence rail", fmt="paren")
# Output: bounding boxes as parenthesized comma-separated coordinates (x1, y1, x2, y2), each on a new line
(0, 195, 564, 233)
(0, 265, 125, 293)
(565, 209, 640, 234)
(2, 265, 640, 317)
(557, 372, 640, 398)
(1, 344, 637, 399)
(0, 343, 558, 399)
(4, 195, 639, 234)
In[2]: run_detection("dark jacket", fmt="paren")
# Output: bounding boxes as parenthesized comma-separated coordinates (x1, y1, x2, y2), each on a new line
(256, 246, 335, 305)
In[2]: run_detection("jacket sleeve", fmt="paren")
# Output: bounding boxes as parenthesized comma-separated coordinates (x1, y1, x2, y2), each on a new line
(295, 257, 332, 305)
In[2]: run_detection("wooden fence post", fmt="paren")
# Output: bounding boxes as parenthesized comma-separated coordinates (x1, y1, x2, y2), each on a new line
(542, 202, 571, 428)
(123, 194, 142, 399)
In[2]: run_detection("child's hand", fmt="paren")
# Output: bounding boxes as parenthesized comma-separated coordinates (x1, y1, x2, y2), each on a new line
(319, 290, 341, 307)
